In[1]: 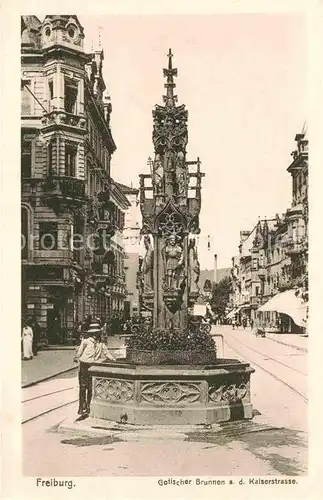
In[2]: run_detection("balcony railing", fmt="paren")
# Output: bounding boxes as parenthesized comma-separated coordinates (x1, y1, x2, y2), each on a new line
(250, 296, 260, 306)
(283, 237, 307, 255)
(92, 261, 107, 275)
(257, 268, 266, 278)
(43, 176, 86, 202)
(41, 110, 87, 133)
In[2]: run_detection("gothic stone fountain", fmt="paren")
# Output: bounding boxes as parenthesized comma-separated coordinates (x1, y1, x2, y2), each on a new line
(89, 50, 254, 425)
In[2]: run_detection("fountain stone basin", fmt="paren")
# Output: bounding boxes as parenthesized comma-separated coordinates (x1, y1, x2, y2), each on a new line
(88, 358, 255, 426)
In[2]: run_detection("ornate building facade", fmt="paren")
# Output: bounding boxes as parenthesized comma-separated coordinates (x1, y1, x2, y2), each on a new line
(114, 182, 141, 318)
(21, 15, 128, 344)
(230, 124, 308, 330)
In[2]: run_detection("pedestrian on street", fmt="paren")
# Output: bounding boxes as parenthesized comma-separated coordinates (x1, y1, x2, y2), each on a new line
(232, 318, 236, 330)
(83, 314, 92, 331)
(73, 321, 83, 345)
(74, 322, 116, 417)
(22, 318, 33, 360)
(32, 317, 41, 356)
(242, 317, 247, 330)
(101, 319, 108, 342)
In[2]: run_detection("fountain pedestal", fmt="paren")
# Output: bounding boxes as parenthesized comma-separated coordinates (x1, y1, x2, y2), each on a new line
(88, 50, 255, 426)
(89, 360, 254, 425)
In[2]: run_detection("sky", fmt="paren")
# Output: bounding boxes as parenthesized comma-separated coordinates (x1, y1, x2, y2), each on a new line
(78, 14, 307, 269)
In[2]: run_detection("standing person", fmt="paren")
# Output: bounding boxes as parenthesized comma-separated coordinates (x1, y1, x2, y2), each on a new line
(232, 318, 236, 330)
(83, 314, 92, 331)
(250, 318, 254, 330)
(101, 319, 108, 343)
(73, 321, 83, 346)
(111, 312, 118, 336)
(22, 319, 33, 360)
(242, 317, 247, 330)
(74, 323, 98, 416)
(32, 317, 41, 356)
(74, 322, 115, 416)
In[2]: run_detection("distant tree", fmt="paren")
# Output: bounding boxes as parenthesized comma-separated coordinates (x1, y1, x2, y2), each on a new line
(209, 276, 233, 318)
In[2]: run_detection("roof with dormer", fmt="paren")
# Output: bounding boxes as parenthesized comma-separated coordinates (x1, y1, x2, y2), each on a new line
(21, 15, 85, 54)
(21, 16, 42, 49)
(240, 219, 277, 258)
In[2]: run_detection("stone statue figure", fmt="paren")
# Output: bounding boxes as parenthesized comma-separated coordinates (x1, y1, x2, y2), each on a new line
(188, 238, 200, 294)
(142, 235, 154, 292)
(164, 152, 175, 197)
(151, 153, 163, 194)
(175, 150, 188, 197)
(162, 234, 184, 289)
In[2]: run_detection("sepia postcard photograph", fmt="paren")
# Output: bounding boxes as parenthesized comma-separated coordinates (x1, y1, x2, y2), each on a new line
(1, 1, 322, 499)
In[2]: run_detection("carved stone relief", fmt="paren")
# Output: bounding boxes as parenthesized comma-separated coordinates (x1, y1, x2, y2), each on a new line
(140, 381, 201, 405)
(93, 378, 134, 403)
(208, 383, 249, 404)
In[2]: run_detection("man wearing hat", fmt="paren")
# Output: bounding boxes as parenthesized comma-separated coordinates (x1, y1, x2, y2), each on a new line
(74, 322, 116, 416)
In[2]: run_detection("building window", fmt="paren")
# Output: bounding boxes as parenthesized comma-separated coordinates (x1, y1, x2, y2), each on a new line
(21, 132, 32, 178)
(21, 206, 30, 260)
(39, 221, 58, 250)
(65, 144, 77, 177)
(120, 212, 125, 230)
(48, 80, 54, 100)
(48, 141, 54, 176)
(21, 83, 31, 114)
(72, 218, 83, 264)
(89, 172, 94, 196)
(252, 258, 258, 271)
(64, 79, 78, 114)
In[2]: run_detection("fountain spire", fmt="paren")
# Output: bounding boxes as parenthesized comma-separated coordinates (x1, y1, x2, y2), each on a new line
(163, 48, 178, 107)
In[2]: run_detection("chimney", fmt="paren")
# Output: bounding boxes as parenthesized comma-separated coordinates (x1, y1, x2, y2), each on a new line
(214, 254, 218, 284)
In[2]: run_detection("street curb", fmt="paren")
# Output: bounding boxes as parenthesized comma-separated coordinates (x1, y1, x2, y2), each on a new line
(22, 366, 78, 388)
(57, 414, 283, 442)
(58, 415, 219, 434)
(46, 346, 76, 351)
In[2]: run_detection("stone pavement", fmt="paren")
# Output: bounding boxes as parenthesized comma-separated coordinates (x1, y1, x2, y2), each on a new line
(21, 349, 77, 388)
(21, 335, 125, 387)
(23, 401, 307, 477)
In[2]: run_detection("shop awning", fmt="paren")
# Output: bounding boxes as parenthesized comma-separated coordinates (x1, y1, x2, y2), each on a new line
(257, 290, 308, 327)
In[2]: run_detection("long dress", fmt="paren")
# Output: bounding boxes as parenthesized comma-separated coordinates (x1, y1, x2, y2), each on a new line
(22, 326, 33, 359)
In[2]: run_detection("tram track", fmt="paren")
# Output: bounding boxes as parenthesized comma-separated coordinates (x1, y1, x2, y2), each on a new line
(22, 382, 78, 424)
(222, 331, 307, 376)
(263, 335, 308, 353)
(22, 386, 77, 404)
(222, 333, 308, 403)
(22, 399, 78, 424)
